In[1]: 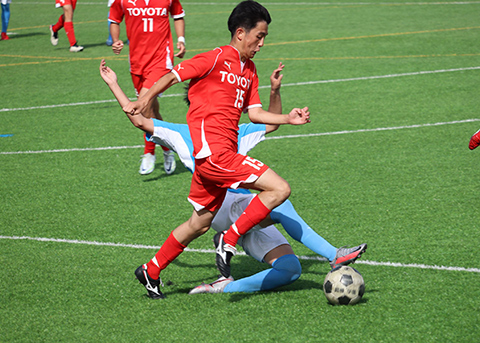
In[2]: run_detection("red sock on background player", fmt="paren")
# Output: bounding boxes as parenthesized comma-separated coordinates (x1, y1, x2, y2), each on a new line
(52, 15, 64, 32)
(143, 133, 172, 155)
(64, 21, 77, 46)
(144, 133, 156, 155)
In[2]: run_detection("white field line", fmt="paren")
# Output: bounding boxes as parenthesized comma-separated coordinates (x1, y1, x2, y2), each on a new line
(1, 66, 479, 113)
(0, 145, 144, 155)
(1, 119, 479, 155)
(1, 235, 479, 273)
(274, 66, 480, 88)
(264, 118, 480, 140)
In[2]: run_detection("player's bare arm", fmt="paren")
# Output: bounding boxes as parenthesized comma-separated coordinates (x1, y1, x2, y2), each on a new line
(100, 60, 132, 108)
(110, 22, 124, 55)
(174, 18, 186, 58)
(123, 72, 179, 115)
(100, 60, 154, 134)
(248, 106, 310, 126)
(265, 62, 284, 133)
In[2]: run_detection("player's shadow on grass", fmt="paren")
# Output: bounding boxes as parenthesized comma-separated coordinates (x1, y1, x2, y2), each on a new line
(11, 32, 46, 39)
(296, 258, 330, 276)
(228, 281, 374, 305)
(141, 162, 190, 182)
(81, 42, 118, 49)
(225, 278, 326, 303)
(166, 257, 339, 300)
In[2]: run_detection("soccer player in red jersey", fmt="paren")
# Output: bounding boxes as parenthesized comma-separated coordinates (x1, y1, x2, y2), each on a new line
(108, 0, 186, 175)
(49, 0, 83, 52)
(123, 0, 310, 299)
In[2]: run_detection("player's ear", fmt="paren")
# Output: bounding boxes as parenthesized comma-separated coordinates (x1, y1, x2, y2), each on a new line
(236, 27, 245, 41)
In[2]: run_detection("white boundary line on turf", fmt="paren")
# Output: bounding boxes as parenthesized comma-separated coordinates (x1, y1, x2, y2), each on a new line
(0, 145, 144, 155)
(1, 66, 479, 113)
(264, 118, 480, 140)
(1, 235, 479, 273)
(1, 119, 478, 155)
(277, 66, 480, 88)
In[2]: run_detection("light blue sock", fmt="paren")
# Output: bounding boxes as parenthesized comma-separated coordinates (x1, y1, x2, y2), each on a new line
(270, 200, 337, 261)
(223, 254, 301, 293)
(1, 4, 10, 33)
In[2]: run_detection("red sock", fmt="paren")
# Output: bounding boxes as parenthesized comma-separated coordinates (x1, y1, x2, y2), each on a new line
(144, 133, 156, 155)
(146, 232, 186, 279)
(64, 21, 77, 46)
(52, 15, 64, 32)
(223, 196, 271, 247)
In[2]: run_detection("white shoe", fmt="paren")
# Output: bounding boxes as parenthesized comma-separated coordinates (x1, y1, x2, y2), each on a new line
(69, 44, 84, 52)
(163, 150, 176, 175)
(188, 276, 234, 295)
(49, 25, 58, 46)
(139, 153, 156, 175)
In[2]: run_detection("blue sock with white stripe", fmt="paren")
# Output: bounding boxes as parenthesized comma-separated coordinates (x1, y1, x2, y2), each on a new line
(270, 199, 337, 261)
(223, 254, 301, 293)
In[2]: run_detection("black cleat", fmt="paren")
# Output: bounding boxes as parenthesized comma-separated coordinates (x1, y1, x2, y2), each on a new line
(213, 231, 236, 278)
(134, 264, 165, 299)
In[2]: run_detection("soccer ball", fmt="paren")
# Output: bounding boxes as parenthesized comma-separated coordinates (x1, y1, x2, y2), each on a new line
(323, 265, 365, 305)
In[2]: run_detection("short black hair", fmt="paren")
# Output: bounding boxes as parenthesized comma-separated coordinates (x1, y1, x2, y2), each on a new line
(228, 1, 271, 37)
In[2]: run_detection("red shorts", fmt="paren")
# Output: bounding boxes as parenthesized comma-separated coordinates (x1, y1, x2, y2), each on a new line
(188, 150, 270, 212)
(55, 0, 77, 9)
(131, 67, 172, 95)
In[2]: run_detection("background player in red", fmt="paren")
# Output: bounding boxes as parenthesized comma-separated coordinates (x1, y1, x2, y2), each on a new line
(108, 0, 186, 175)
(49, 0, 83, 52)
(123, 0, 310, 299)
(469, 129, 480, 150)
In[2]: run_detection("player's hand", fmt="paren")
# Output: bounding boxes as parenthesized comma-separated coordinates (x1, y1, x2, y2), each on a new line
(175, 42, 186, 58)
(123, 98, 148, 116)
(99, 59, 117, 85)
(270, 62, 284, 92)
(112, 40, 124, 55)
(287, 107, 310, 125)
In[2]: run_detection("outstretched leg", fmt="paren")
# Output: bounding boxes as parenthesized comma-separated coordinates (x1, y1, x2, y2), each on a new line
(270, 199, 337, 261)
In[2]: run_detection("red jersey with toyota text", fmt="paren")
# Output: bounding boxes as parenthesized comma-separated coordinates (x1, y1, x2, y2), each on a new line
(171, 45, 262, 159)
(108, 0, 185, 75)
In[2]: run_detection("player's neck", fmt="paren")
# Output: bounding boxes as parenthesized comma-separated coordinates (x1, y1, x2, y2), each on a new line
(228, 43, 248, 63)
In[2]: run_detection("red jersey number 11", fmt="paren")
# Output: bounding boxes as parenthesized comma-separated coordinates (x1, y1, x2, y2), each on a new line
(142, 18, 153, 32)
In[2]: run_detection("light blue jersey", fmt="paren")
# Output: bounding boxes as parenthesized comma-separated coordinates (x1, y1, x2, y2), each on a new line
(147, 120, 195, 172)
(147, 120, 267, 174)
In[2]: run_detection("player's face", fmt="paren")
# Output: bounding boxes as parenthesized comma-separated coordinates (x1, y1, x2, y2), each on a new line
(241, 21, 268, 61)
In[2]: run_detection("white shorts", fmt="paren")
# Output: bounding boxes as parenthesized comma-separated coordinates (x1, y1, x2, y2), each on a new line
(1, 0, 12, 5)
(211, 190, 289, 263)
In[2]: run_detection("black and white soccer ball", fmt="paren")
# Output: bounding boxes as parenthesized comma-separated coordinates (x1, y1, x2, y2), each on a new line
(323, 265, 365, 305)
